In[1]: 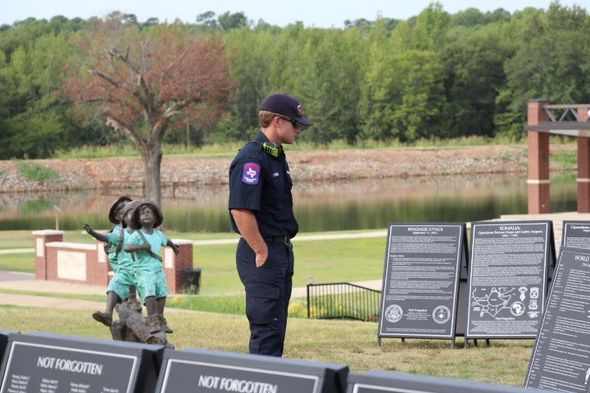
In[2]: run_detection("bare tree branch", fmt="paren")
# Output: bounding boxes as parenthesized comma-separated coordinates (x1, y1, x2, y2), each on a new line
(89, 69, 120, 88)
(106, 116, 145, 152)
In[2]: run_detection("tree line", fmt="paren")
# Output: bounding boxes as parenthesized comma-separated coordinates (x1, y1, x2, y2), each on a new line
(0, 2, 589, 160)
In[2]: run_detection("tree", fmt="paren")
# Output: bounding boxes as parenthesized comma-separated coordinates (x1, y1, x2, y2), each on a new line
(223, 28, 275, 140)
(0, 17, 84, 159)
(496, 4, 590, 137)
(62, 18, 232, 205)
(196, 11, 218, 29)
(360, 49, 446, 142)
(218, 12, 250, 31)
(441, 26, 509, 137)
(298, 28, 367, 144)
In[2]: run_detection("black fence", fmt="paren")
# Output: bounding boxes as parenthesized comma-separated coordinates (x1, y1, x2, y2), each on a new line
(306, 282, 381, 322)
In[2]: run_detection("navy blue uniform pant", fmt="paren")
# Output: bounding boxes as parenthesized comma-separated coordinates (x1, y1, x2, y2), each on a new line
(236, 238, 294, 357)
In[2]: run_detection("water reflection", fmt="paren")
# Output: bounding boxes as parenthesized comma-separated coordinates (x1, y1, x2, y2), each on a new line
(0, 173, 577, 232)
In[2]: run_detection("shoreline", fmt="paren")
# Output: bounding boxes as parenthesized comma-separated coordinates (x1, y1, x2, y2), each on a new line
(0, 144, 575, 193)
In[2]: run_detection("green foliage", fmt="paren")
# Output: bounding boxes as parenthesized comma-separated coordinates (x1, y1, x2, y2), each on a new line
(361, 49, 446, 142)
(441, 26, 510, 137)
(1, 5, 590, 155)
(52, 136, 525, 160)
(54, 142, 242, 159)
(551, 151, 577, 168)
(497, 4, 590, 135)
(18, 162, 60, 182)
(0, 17, 89, 159)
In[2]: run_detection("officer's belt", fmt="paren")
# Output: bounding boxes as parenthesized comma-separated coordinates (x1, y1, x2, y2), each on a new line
(264, 236, 292, 245)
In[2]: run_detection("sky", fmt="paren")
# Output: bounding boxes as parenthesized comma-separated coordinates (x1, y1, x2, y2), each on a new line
(3, 0, 590, 28)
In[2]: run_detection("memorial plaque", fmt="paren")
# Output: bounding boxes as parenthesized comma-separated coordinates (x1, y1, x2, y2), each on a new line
(378, 223, 466, 339)
(155, 348, 348, 393)
(347, 371, 546, 393)
(466, 221, 554, 339)
(525, 248, 590, 392)
(561, 220, 590, 251)
(0, 332, 163, 393)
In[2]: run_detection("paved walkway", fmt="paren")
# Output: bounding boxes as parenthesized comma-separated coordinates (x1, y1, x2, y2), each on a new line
(0, 248, 34, 255)
(0, 270, 382, 308)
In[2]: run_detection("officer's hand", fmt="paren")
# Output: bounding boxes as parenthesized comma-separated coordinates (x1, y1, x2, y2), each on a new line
(255, 247, 268, 268)
(83, 224, 92, 233)
(171, 243, 180, 255)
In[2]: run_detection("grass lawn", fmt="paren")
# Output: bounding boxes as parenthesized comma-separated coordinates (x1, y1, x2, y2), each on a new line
(0, 230, 37, 249)
(0, 253, 34, 272)
(0, 229, 537, 387)
(0, 304, 534, 387)
(1, 230, 387, 295)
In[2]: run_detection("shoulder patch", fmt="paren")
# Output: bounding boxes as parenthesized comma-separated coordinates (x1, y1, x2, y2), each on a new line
(241, 162, 261, 185)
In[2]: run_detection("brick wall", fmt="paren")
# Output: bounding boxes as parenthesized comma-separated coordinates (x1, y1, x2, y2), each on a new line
(33, 231, 194, 294)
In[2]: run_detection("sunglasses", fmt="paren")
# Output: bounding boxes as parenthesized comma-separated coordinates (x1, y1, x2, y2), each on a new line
(276, 115, 300, 129)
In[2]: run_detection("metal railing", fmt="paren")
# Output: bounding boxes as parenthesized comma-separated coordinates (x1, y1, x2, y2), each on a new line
(306, 282, 381, 322)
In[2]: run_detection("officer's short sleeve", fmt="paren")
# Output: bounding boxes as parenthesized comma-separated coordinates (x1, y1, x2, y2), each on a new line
(228, 158, 263, 211)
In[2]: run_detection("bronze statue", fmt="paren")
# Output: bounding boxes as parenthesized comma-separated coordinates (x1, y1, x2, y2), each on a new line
(84, 196, 133, 326)
(85, 197, 171, 346)
(125, 200, 179, 335)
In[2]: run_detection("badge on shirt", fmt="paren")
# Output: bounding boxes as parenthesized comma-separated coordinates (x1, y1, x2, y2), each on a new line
(242, 162, 260, 185)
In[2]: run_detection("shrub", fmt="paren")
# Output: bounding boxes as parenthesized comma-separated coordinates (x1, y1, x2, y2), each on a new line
(18, 162, 60, 182)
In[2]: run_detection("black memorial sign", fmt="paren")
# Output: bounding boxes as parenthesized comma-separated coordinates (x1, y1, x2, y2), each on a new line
(525, 248, 590, 392)
(0, 332, 163, 393)
(155, 348, 348, 393)
(561, 220, 590, 251)
(378, 223, 465, 340)
(347, 371, 546, 393)
(466, 221, 553, 339)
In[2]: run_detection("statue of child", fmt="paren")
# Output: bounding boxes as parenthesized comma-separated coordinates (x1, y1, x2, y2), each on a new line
(84, 196, 131, 257)
(125, 200, 179, 334)
(84, 197, 139, 326)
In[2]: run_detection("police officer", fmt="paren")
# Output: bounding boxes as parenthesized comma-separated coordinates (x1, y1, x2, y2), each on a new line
(228, 93, 312, 357)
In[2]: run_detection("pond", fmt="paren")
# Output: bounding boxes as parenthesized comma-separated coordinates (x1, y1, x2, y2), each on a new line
(0, 173, 577, 233)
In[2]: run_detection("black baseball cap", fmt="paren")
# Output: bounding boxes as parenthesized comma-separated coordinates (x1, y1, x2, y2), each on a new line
(259, 93, 312, 127)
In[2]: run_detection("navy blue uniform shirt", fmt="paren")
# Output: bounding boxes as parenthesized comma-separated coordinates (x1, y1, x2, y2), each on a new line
(228, 131, 298, 238)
